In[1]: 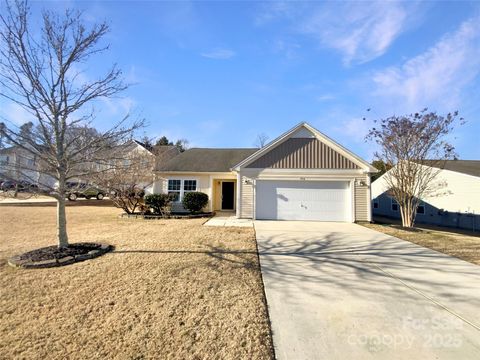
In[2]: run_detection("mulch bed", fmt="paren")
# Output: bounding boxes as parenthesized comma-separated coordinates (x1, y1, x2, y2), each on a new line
(8, 242, 113, 269)
(120, 212, 214, 220)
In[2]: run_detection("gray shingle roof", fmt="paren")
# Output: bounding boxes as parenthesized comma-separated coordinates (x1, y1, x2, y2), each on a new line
(423, 160, 480, 178)
(156, 148, 258, 172)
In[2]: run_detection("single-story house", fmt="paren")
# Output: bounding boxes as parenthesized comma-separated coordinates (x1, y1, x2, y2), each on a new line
(154, 122, 377, 221)
(371, 160, 480, 231)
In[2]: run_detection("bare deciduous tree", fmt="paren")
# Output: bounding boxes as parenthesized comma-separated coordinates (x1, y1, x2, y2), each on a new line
(366, 109, 463, 227)
(93, 144, 155, 214)
(0, 1, 143, 248)
(91, 142, 180, 214)
(254, 133, 269, 148)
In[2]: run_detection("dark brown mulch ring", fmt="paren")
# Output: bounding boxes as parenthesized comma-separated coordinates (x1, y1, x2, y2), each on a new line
(18, 243, 104, 261)
(8, 243, 113, 268)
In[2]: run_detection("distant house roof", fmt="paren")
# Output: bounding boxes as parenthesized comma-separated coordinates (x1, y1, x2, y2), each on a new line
(156, 148, 258, 172)
(154, 145, 180, 169)
(132, 140, 155, 154)
(0, 146, 15, 155)
(153, 145, 178, 155)
(423, 160, 480, 178)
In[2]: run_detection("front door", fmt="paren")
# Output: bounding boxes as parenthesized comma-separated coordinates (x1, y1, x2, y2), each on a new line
(221, 182, 234, 210)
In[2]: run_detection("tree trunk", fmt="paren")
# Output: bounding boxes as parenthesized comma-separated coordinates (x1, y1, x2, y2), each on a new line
(400, 199, 418, 228)
(400, 204, 413, 228)
(57, 196, 69, 248)
(399, 205, 406, 227)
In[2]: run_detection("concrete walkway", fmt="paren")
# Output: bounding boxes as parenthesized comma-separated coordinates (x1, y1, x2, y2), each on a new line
(255, 221, 480, 360)
(203, 212, 253, 227)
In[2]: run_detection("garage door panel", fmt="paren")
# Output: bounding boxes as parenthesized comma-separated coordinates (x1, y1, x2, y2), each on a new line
(256, 180, 350, 221)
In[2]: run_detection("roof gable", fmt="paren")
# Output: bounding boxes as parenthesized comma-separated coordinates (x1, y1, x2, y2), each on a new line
(247, 137, 360, 169)
(290, 127, 316, 138)
(234, 122, 376, 172)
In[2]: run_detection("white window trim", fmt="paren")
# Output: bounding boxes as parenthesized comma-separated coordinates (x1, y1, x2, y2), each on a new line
(182, 179, 197, 200)
(168, 179, 197, 203)
(168, 179, 182, 202)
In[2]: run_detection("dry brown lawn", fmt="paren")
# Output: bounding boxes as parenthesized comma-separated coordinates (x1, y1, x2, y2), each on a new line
(0, 206, 273, 360)
(362, 220, 480, 266)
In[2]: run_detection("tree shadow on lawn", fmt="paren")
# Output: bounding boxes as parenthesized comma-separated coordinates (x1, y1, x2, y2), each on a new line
(110, 231, 480, 309)
(113, 246, 258, 269)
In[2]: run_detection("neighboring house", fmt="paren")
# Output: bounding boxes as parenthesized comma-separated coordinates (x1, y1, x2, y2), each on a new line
(371, 160, 480, 231)
(155, 122, 377, 221)
(0, 145, 53, 187)
(143, 142, 180, 194)
(0, 140, 175, 192)
(93, 140, 179, 195)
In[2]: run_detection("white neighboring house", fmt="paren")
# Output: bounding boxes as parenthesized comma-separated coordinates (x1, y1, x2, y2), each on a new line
(0, 145, 55, 188)
(0, 140, 174, 192)
(371, 160, 480, 232)
(123, 140, 155, 194)
(126, 140, 180, 194)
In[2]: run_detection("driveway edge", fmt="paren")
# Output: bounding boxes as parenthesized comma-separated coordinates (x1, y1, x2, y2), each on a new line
(253, 222, 277, 360)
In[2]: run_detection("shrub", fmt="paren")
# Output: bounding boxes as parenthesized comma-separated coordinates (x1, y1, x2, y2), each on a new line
(182, 192, 208, 213)
(144, 193, 172, 215)
(110, 186, 145, 214)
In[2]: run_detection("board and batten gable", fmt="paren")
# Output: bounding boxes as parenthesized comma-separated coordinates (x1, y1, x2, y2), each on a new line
(246, 138, 360, 170)
(236, 123, 375, 221)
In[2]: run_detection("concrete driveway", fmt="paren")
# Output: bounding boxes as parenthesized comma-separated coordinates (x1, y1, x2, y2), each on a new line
(255, 221, 480, 360)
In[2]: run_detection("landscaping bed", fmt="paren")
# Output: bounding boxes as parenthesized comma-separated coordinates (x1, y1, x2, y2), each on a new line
(119, 212, 214, 219)
(8, 242, 113, 268)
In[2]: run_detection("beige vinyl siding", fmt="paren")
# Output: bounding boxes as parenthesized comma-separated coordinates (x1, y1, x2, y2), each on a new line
(247, 138, 359, 169)
(154, 173, 212, 212)
(240, 176, 254, 218)
(354, 175, 369, 221)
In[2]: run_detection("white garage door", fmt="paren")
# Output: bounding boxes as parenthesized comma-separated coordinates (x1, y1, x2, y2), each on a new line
(255, 180, 351, 221)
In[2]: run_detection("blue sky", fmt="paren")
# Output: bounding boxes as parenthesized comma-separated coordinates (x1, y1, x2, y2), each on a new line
(1, 1, 480, 160)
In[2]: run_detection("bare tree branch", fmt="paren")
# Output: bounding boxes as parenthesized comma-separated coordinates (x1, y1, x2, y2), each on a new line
(366, 109, 463, 227)
(254, 133, 269, 148)
(0, 0, 143, 248)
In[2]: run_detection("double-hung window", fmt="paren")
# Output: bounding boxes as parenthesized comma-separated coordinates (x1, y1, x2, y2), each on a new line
(168, 179, 197, 202)
(168, 180, 181, 202)
(183, 180, 197, 193)
(391, 198, 399, 212)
